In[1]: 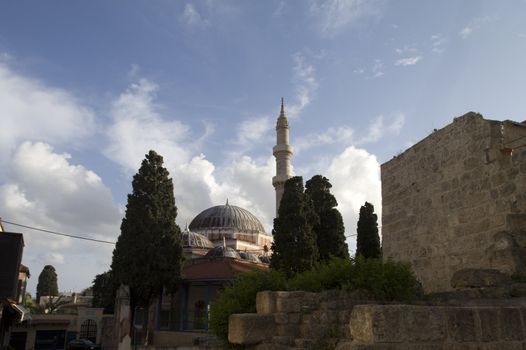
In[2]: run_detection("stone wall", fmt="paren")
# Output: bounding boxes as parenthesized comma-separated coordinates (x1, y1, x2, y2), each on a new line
(381, 113, 526, 293)
(228, 290, 374, 349)
(228, 291, 526, 349)
(347, 304, 526, 350)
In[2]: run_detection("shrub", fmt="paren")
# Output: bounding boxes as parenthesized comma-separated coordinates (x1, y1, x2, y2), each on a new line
(349, 256, 422, 302)
(288, 257, 352, 292)
(208, 268, 287, 348)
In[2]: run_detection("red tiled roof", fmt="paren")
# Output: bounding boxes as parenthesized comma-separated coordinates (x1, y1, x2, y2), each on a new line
(182, 257, 267, 281)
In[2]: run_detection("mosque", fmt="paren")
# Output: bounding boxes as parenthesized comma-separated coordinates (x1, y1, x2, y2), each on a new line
(154, 100, 293, 337)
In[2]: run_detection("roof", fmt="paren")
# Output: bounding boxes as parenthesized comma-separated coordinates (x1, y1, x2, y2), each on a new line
(182, 227, 214, 249)
(189, 202, 266, 234)
(182, 257, 267, 281)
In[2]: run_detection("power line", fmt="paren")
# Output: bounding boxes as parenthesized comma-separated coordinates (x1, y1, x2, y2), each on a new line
(0, 219, 116, 245)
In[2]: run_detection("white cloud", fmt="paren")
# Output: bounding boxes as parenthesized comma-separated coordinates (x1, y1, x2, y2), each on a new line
(326, 146, 382, 252)
(371, 59, 384, 78)
(288, 53, 319, 118)
(0, 141, 122, 293)
(295, 126, 355, 153)
(0, 60, 95, 165)
(310, 0, 380, 36)
(182, 3, 209, 28)
(104, 79, 194, 172)
(235, 116, 273, 148)
(358, 113, 405, 144)
(395, 56, 422, 66)
(430, 34, 446, 53)
(459, 16, 493, 39)
(395, 45, 419, 55)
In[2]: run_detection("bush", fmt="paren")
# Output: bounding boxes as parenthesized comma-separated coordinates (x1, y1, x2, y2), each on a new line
(349, 256, 422, 302)
(289, 257, 352, 292)
(209, 257, 422, 347)
(208, 268, 287, 348)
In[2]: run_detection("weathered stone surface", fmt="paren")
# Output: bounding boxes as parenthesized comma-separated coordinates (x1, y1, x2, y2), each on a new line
(451, 268, 512, 288)
(478, 308, 501, 342)
(447, 308, 477, 342)
(350, 305, 404, 343)
(500, 308, 525, 341)
(256, 291, 277, 314)
(381, 114, 526, 293)
(404, 307, 446, 342)
(228, 314, 276, 345)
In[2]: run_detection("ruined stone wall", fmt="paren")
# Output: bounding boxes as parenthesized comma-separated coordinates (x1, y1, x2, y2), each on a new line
(381, 113, 526, 293)
(348, 304, 526, 349)
(228, 290, 374, 349)
(228, 291, 526, 349)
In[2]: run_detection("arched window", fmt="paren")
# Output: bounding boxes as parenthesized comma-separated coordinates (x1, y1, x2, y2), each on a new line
(80, 319, 97, 343)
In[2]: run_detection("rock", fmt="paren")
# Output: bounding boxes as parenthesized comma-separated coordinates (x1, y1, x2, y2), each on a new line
(451, 268, 511, 289)
(228, 314, 276, 345)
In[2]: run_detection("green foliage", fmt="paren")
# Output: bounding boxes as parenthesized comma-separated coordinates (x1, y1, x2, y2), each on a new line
(305, 175, 349, 261)
(356, 202, 381, 259)
(209, 269, 287, 348)
(92, 270, 116, 314)
(30, 295, 69, 314)
(210, 257, 422, 347)
(36, 265, 58, 302)
(289, 257, 352, 292)
(349, 256, 422, 302)
(271, 176, 319, 276)
(111, 150, 183, 307)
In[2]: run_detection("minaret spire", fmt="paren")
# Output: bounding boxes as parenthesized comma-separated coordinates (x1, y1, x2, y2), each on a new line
(272, 98, 293, 217)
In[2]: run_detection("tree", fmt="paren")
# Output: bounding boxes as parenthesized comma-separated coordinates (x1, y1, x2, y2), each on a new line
(92, 270, 116, 314)
(270, 176, 319, 276)
(356, 202, 381, 259)
(36, 265, 58, 302)
(305, 175, 349, 261)
(111, 150, 183, 342)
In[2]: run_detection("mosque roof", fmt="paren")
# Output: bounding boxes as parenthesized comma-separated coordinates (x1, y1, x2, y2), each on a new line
(181, 226, 214, 249)
(189, 201, 266, 234)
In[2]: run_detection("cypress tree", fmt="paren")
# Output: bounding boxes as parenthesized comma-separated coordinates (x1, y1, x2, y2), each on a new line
(356, 201, 381, 259)
(270, 176, 319, 276)
(305, 175, 349, 261)
(111, 150, 183, 307)
(36, 265, 59, 302)
(92, 270, 116, 314)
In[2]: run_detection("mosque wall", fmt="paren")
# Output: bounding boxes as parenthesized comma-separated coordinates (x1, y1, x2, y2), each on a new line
(381, 112, 526, 293)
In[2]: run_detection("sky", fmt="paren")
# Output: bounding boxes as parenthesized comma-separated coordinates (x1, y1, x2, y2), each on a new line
(1, 0, 526, 295)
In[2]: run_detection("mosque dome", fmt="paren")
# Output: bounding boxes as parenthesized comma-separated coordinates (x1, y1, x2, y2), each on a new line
(189, 201, 266, 234)
(182, 227, 214, 249)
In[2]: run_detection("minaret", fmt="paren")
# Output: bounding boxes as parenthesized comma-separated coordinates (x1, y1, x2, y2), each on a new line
(272, 98, 293, 217)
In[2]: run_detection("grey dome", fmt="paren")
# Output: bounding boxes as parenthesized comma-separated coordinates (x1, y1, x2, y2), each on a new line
(182, 227, 214, 249)
(189, 202, 266, 234)
(205, 246, 241, 259)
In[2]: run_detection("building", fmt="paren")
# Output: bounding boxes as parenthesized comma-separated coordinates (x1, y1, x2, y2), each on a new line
(382, 112, 526, 293)
(272, 98, 294, 216)
(189, 201, 272, 254)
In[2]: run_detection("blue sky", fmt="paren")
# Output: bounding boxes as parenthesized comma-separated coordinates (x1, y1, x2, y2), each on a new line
(1, 0, 526, 294)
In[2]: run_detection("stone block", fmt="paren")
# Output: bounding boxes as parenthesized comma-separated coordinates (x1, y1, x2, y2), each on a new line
(271, 335, 294, 346)
(479, 342, 524, 350)
(404, 306, 446, 342)
(228, 314, 276, 345)
(273, 313, 288, 324)
(477, 308, 501, 342)
(276, 296, 301, 313)
(446, 308, 476, 342)
(451, 268, 511, 288)
(500, 308, 524, 341)
(350, 305, 404, 344)
(256, 291, 277, 314)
